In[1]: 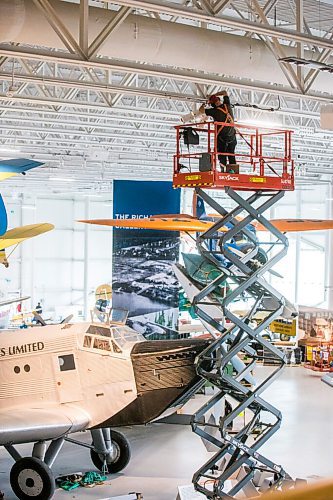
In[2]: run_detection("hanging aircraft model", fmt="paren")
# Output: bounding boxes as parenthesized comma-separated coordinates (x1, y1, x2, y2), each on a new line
(0, 222, 54, 267)
(0, 158, 55, 265)
(0, 295, 30, 329)
(79, 194, 332, 322)
(0, 310, 210, 500)
(0, 158, 45, 235)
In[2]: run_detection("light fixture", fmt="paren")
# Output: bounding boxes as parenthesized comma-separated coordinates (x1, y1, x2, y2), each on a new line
(0, 147, 22, 153)
(49, 177, 75, 182)
(82, 193, 103, 197)
(279, 57, 333, 73)
(240, 119, 283, 129)
(22, 205, 36, 210)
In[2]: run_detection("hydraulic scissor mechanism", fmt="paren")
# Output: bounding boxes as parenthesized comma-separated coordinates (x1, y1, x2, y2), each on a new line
(177, 187, 295, 498)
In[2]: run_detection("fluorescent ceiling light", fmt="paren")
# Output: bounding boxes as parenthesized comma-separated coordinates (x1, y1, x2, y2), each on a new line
(49, 177, 75, 182)
(280, 56, 333, 73)
(22, 205, 36, 210)
(0, 147, 22, 153)
(82, 193, 103, 197)
(240, 119, 283, 129)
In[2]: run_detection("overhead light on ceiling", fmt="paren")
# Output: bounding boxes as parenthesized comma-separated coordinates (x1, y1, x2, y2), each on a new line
(22, 205, 36, 210)
(82, 193, 103, 197)
(49, 177, 75, 182)
(279, 57, 333, 73)
(0, 147, 22, 153)
(241, 119, 283, 129)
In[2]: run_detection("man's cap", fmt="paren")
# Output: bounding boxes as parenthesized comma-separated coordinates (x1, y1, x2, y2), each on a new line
(208, 94, 220, 105)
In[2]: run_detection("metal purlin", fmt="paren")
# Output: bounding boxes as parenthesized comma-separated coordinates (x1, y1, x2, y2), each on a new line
(190, 187, 291, 499)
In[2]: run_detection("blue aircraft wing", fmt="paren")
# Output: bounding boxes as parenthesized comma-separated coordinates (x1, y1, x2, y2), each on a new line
(0, 158, 43, 235)
(0, 195, 7, 236)
(0, 158, 43, 175)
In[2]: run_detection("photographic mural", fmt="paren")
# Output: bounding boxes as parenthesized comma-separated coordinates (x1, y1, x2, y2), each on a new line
(112, 180, 181, 339)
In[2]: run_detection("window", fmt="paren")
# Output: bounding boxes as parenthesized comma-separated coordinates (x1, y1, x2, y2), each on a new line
(58, 354, 76, 371)
(83, 335, 92, 348)
(93, 338, 111, 352)
(86, 325, 110, 337)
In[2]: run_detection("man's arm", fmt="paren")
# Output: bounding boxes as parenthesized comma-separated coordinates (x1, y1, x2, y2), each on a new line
(199, 103, 206, 114)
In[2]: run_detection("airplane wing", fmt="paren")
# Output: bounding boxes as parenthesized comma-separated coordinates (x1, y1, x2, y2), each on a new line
(0, 406, 90, 445)
(0, 158, 43, 181)
(79, 217, 333, 234)
(79, 217, 215, 232)
(257, 219, 333, 232)
(0, 296, 30, 307)
(0, 223, 54, 250)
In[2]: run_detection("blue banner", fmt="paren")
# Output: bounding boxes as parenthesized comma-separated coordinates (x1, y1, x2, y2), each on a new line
(112, 181, 180, 335)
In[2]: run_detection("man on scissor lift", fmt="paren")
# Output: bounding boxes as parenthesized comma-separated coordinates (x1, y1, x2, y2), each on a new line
(199, 90, 238, 172)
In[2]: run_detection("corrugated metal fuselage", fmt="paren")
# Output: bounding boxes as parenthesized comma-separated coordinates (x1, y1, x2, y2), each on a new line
(0, 323, 209, 443)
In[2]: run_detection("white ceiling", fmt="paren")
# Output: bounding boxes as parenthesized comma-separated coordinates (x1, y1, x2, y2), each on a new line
(0, 0, 332, 196)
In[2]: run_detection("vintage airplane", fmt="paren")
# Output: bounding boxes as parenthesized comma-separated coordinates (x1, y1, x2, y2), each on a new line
(0, 296, 30, 329)
(0, 309, 211, 500)
(0, 158, 43, 182)
(78, 213, 333, 234)
(0, 158, 44, 236)
(78, 193, 328, 321)
(0, 222, 54, 267)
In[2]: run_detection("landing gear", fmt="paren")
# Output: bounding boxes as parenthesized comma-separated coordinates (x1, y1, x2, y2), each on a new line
(90, 429, 131, 473)
(10, 457, 55, 500)
(5, 429, 132, 499)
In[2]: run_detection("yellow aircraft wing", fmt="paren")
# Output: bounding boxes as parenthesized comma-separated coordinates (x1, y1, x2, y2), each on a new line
(79, 217, 333, 233)
(0, 223, 54, 250)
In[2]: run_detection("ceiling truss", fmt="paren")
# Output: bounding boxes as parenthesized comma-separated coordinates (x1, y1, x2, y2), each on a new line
(0, 0, 332, 195)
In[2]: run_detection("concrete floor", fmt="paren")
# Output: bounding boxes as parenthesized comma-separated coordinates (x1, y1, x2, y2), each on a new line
(1, 366, 332, 499)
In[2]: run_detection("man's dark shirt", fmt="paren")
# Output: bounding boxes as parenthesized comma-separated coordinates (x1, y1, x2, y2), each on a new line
(204, 96, 235, 140)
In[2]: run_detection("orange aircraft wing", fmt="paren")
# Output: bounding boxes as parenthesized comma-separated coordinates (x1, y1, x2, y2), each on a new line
(257, 219, 333, 232)
(79, 217, 217, 232)
(80, 217, 333, 233)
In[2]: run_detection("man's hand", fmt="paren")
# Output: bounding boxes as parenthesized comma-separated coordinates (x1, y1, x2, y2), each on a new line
(217, 90, 228, 97)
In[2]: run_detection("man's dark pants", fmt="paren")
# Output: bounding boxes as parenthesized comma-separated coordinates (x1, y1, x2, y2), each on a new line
(217, 136, 237, 166)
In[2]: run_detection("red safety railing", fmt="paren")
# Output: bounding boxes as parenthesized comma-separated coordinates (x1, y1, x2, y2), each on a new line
(173, 121, 294, 191)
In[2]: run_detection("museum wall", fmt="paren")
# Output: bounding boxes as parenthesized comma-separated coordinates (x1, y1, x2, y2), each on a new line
(0, 194, 112, 320)
(0, 183, 330, 321)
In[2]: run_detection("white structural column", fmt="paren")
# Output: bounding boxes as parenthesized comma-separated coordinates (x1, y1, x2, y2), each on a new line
(80, 0, 89, 56)
(296, 0, 304, 91)
(294, 189, 301, 305)
(327, 182, 333, 310)
(83, 197, 90, 320)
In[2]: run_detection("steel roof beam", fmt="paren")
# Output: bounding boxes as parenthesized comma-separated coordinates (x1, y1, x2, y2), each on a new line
(108, 0, 333, 50)
(0, 45, 331, 103)
(88, 6, 132, 58)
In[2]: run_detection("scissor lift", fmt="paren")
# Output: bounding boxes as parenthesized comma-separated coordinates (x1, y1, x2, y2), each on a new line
(173, 123, 295, 498)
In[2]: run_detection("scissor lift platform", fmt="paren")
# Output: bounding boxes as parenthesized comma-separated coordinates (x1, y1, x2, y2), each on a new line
(173, 122, 294, 191)
(171, 119, 297, 498)
(173, 169, 294, 190)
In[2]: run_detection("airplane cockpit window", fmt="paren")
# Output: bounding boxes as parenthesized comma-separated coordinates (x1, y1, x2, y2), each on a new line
(112, 326, 145, 350)
(93, 338, 111, 352)
(59, 354, 76, 372)
(86, 325, 110, 337)
(83, 335, 92, 348)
